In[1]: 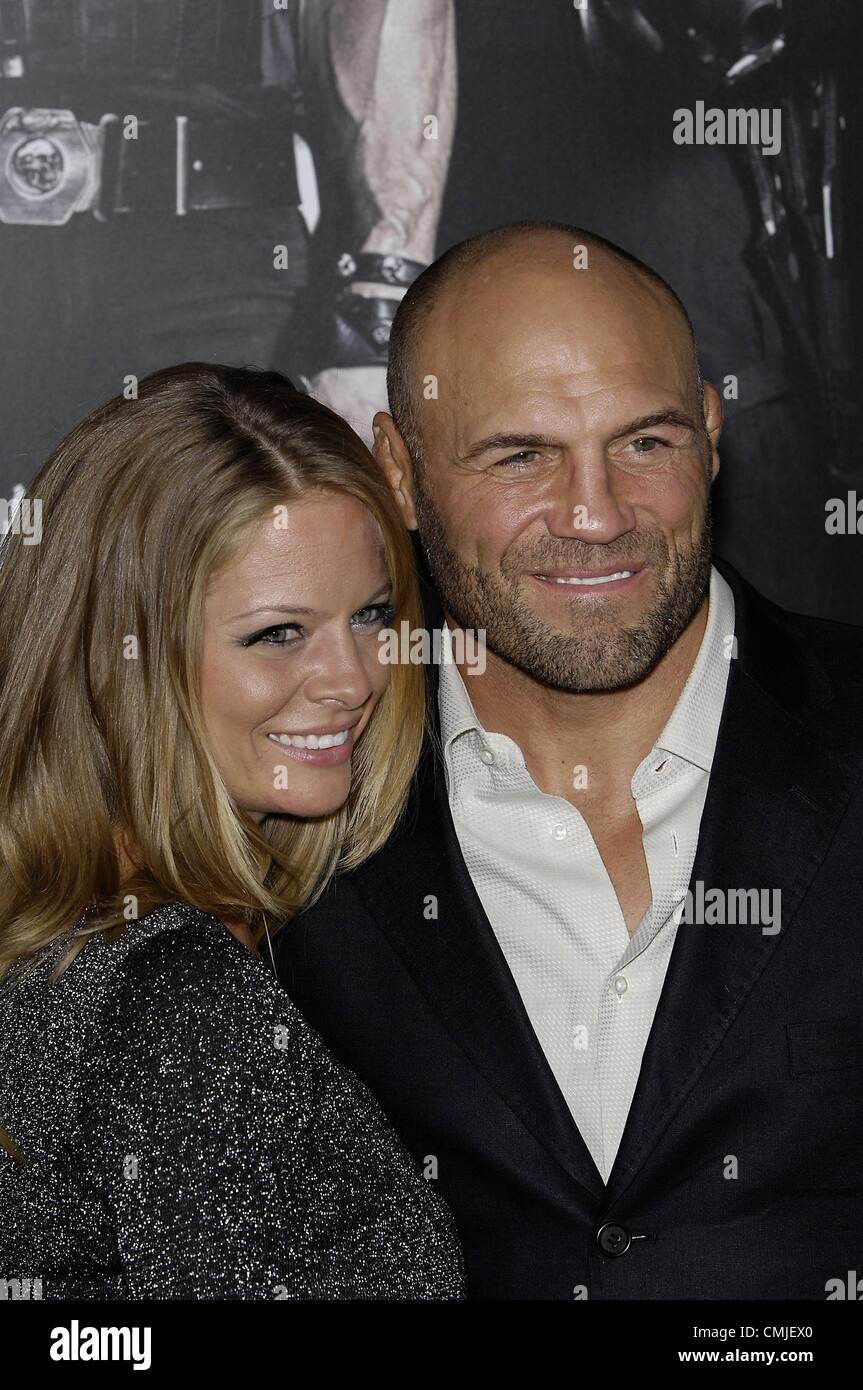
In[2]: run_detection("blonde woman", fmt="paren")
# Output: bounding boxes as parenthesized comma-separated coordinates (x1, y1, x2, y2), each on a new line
(0, 364, 464, 1300)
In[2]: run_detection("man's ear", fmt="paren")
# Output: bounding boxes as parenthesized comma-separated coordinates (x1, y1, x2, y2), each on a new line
(373, 412, 419, 530)
(702, 382, 722, 482)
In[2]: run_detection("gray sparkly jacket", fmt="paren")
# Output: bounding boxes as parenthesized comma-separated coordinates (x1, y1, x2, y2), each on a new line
(0, 902, 465, 1300)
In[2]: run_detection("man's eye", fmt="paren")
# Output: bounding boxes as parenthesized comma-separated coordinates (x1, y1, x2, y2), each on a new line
(493, 450, 542, 470)
(627, 436, 665, 454)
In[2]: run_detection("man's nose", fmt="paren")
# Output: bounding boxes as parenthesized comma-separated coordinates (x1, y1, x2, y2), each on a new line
(543, 455, 636, 543)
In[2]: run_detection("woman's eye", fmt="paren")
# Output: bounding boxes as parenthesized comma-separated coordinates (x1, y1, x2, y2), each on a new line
(494, 450, 541, 470)
(245, 623, 301, 648)
(243, 603, 395, 649)
(352, 602, 396, 630)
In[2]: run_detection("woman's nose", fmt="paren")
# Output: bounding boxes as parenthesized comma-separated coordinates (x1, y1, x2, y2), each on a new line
(301, 630, 378, 711)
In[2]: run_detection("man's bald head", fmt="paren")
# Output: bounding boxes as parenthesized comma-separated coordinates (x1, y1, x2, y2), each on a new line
(375, 220, 721, 698)
(386, 221, 704, 467)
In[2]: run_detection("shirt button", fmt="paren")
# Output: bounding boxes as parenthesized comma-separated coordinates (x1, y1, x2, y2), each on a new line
(551, 823, 568, 840)
(613, 975, 628, 997)
(479, 747, 495, 765)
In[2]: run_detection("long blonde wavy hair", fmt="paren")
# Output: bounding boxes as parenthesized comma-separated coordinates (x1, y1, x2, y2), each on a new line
(0, 362, 426, 985)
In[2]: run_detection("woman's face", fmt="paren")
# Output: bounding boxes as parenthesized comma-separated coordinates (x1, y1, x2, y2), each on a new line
(200, 491, 394, 821)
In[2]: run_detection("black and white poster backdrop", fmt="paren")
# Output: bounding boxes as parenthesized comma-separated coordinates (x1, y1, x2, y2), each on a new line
(0, 0, 860, 624)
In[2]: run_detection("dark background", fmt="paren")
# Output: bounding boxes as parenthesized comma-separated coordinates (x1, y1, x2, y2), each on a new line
(1, 0, 860, 623)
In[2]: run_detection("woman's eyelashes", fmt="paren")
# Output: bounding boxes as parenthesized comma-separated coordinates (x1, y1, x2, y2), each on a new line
(240, 602, 397, 649)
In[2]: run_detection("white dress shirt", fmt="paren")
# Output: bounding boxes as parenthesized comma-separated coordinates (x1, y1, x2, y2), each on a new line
(437, 565, 735, 1182)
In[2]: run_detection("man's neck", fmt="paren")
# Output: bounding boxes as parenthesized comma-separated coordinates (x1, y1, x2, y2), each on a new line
(448, 595, 710, 807)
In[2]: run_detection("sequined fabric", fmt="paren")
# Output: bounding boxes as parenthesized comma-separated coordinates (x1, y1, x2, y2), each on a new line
(0, 902, 465, 1299)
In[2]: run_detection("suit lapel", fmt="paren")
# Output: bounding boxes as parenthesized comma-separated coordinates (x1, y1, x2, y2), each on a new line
(352, 545, 604, 1195)
(352, 735, 606, 1202)
(605, 560, 863, 1200)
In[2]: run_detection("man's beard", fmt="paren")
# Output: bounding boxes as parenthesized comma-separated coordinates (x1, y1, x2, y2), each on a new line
(412, 475, 714, 694)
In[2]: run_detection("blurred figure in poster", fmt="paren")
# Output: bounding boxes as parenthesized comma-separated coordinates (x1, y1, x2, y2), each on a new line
(0, 1, 455, 474)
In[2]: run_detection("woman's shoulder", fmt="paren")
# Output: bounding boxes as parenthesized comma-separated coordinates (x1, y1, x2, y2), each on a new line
(0, 902, 315, 1170)
(81, 902, 318, 1126)
(94, 901, 307, 1048)
(2, 901, 312, 1066)
(99, 899, 270, 986)
(3, 898, 256, 994)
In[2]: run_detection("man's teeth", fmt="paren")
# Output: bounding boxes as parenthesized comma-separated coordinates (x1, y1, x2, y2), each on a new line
(268, 730, 351, 750)
(540, 570, 634, 585)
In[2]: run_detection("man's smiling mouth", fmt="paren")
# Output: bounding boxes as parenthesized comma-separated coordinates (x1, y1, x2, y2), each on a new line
(530, 566, 643, 588)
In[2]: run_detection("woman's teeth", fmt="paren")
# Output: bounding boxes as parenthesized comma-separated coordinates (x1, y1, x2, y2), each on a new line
(541, 570, 634, 585)
(268, 730, 351, 750)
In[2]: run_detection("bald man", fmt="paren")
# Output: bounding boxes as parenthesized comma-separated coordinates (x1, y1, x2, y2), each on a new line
(276, 222, 863, 1301)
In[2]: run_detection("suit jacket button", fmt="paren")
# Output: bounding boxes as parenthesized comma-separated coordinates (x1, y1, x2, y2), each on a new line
(596, 1222, 631, 1257)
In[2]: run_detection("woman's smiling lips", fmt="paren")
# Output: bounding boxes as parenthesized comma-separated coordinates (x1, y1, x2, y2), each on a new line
(266, 724, 357, 766)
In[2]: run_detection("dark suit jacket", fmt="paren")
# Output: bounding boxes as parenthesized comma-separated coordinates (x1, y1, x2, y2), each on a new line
(274, 557, 863, 1299)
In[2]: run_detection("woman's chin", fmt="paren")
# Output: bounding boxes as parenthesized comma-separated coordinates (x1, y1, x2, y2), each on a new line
(247, 780, 352, 821)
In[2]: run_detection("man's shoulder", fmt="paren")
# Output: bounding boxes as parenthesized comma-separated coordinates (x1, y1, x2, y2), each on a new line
(287, 870, 374, 933)
(718, 558, 863, 693)
(769, 596, 863, 671)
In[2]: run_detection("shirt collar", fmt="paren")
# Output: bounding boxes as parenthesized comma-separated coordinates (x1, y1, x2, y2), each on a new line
(437, 619, 486, 762)
(437, 563, 735, 777)
(653, 564, 735, 772)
